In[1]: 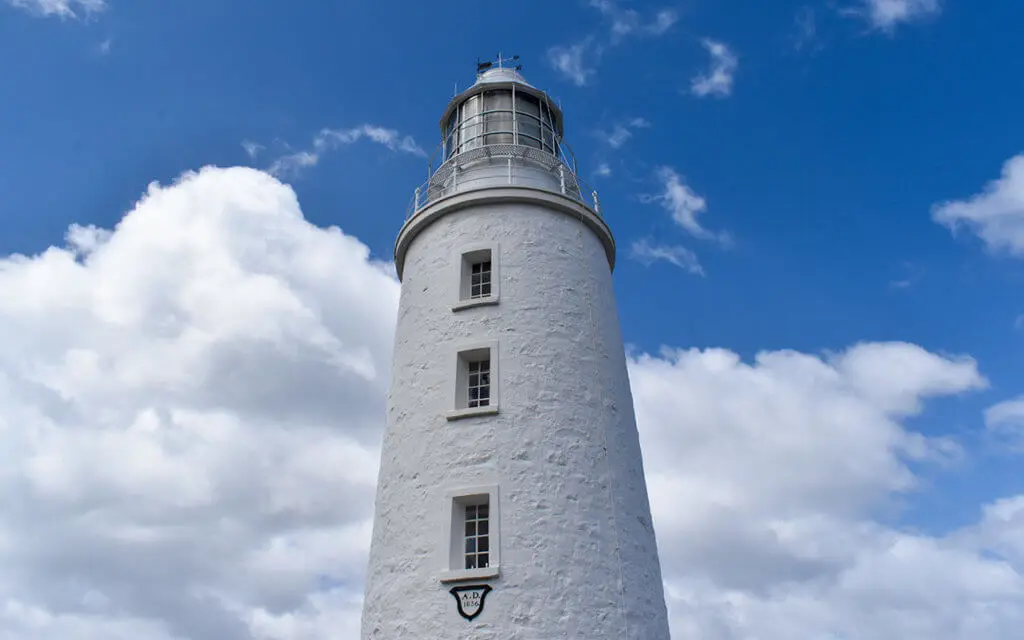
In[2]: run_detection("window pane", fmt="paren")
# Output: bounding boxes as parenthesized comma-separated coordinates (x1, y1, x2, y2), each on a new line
(478, 538, 489, 552)
(485, 90, 514, 145)
(481, 282, 492, 296)
(478, 503, 489, 517)
(465, 521, 476, 536)
(478, 553, 489, 567)
(459, 95, 482, 152)
(466, 538, 476, 553)
(466, 505, 477, 518)
(479, 520, 489, 535)
(466, 555, 477, 569)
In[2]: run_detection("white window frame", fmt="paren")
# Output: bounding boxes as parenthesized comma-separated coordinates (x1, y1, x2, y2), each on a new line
(440, 485, 500, 583)
(447, 341, 500, 421)
(452, 243, 500, 312)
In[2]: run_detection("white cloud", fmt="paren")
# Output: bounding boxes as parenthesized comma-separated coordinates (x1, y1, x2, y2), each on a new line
(630, 239, 705, 276)
(1, 165, 1021, 639)
(627, 343, 1024, 639)
(549, 1, 675, 86)
(314, 126, 425, 157)
(691, 39, 739, 98)
(932, 154, 1024, 256)
(7, 0, 105, 19)
(889, 261, 923, 290)
(588, 0, 678, 41)
(597, 117, 651, 148)
(594, 163, 612, 178)
(241, 140, 264, 161)
(547, 40, 598, 87)
(985, 397, 1024, 452)
(793, 5, 821, 52)
(0, 166, 398, 639)
(267, 124, 426, 178)
(859, 0, 942, 32)
(643, 166, 731, 245)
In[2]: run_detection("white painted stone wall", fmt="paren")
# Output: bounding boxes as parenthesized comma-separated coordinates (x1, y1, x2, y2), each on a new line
(361, 193, 671, 639)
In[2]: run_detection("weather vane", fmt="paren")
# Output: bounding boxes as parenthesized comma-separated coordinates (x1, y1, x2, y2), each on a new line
(476, 52, 522, 74)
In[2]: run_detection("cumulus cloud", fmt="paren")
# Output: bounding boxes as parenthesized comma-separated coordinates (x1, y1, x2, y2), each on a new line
(691, 39, 739, 98)
(642, 166, 731, 245)
(0, 166, 398, 639)
(630, 239, 704, 276)
(859, 0, 942, 32)
(1, 164, 1021, 640)
(627, 343, 1024, 639)
(6, 0, 105, 19)
(932, 154, 1024, 256)
(594, 162, 612, 178)
(267, 125, 426, 178)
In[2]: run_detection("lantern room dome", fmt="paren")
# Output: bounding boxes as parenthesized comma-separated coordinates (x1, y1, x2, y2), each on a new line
(473, 66, 534, 88)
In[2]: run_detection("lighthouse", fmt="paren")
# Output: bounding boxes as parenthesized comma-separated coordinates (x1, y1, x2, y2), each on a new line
(361, 58, 671, 639)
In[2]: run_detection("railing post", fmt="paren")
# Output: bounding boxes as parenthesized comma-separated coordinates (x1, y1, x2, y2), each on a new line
(414, 187, 421, 211)
(592, 190, 601, 215)
(559, 165, 566, 195)
(507, 157, 513, 185)
(453, 164, 459, 191)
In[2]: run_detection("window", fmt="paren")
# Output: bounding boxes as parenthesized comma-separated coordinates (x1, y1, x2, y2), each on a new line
(467, 358, 490, 408)
(463, 502, 490, 569)
(448, 343, 499, 421)
(441, 486, 500, 582)
(453, 244, 500, 311)
(469, 260, 492, 299)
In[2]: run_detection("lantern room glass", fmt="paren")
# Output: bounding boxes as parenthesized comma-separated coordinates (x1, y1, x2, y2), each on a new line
(443, 89, 560, 160)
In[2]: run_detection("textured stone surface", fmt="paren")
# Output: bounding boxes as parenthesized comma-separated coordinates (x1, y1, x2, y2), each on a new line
(362, 195, 671, 639)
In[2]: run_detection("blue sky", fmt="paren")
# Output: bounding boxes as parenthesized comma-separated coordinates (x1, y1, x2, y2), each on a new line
(2, 1, 1024, 638)
(2, 0, 1021, 358)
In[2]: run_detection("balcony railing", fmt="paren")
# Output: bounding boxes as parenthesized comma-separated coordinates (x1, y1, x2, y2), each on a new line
(405, 142, 601, 221)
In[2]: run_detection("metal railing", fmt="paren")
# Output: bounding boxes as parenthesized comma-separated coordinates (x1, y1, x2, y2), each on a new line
(406, 142, 601, 220)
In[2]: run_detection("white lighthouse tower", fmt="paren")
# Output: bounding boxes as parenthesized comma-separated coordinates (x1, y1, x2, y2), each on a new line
(361, 58, 671, 639)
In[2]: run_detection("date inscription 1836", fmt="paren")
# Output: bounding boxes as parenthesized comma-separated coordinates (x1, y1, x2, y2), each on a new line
(449, 584, 492, 621)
